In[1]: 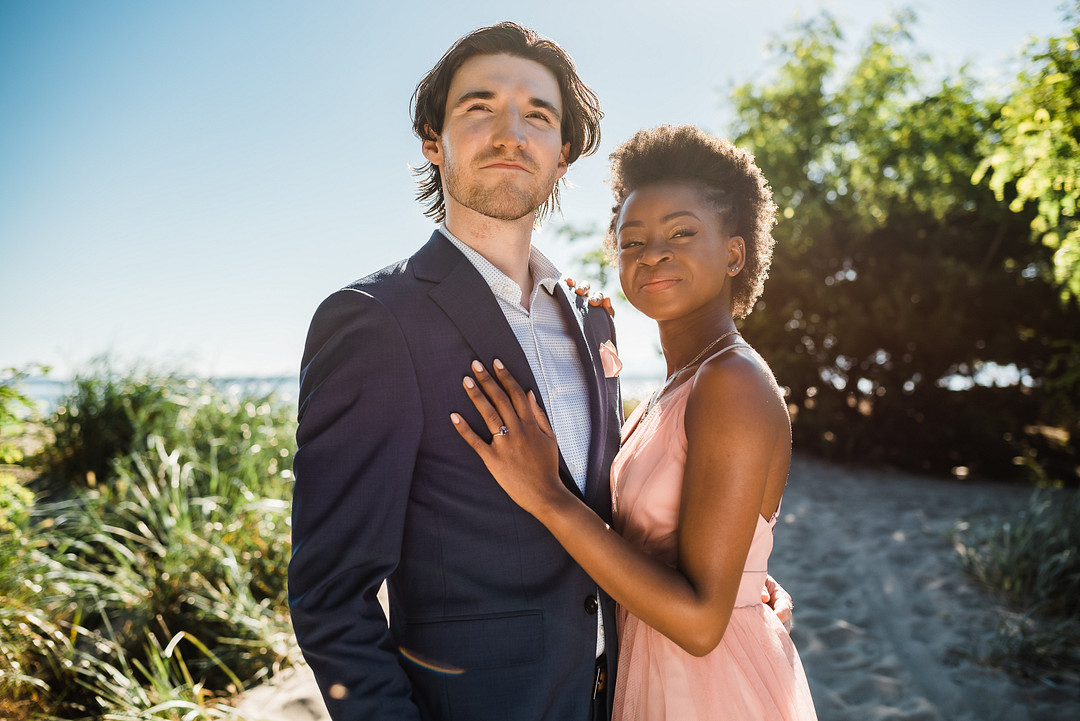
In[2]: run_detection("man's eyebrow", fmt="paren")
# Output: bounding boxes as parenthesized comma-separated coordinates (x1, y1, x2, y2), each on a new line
(528, 97, 561, 119)
(450, 90, 561, 119)
(618, 210, 701, 233)
(452, 90, 496, 107)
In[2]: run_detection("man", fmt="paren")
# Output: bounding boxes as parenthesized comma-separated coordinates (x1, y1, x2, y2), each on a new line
(289, 22, 619, 721)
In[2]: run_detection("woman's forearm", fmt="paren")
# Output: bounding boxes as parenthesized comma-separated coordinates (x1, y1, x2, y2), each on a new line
(535, 490, 738, 657)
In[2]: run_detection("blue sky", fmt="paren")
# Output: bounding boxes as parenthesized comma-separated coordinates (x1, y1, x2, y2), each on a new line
(0, 0, 1068, 383)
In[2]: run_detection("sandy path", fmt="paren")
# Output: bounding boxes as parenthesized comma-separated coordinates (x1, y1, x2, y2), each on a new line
(771, 455, 1076, 720)
(236, 454, 1079, 720)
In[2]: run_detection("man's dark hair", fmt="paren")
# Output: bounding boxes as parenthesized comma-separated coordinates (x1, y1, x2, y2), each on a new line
(411, 21, 602, 223)
(607, 125, 778, 319)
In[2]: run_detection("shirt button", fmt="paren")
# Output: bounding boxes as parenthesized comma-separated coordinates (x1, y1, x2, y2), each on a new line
(584, 595, 599, 615)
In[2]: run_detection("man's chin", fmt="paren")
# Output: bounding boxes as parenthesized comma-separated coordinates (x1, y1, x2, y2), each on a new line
(485, 207, 538, 222)
(445, 173, 555, 222)
(464, 192, 542, 222)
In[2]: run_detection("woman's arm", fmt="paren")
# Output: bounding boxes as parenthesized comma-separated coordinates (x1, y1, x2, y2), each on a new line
(451, 354, 790, 656)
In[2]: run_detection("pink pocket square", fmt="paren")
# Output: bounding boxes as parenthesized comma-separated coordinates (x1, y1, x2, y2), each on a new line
(599, 341, 622, 378)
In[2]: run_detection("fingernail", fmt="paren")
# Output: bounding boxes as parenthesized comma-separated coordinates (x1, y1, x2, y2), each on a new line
(471, 360, 484, 373)
(493, 358, 505, 370)
(450, 413, 460, 424)
(463, 377, 475, 389)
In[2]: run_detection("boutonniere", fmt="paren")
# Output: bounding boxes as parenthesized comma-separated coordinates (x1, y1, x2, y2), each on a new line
(598, 340, 622, 378)
(564, 277, 615, 318)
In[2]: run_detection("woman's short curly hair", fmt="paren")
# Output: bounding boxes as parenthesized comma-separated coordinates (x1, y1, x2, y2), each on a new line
(606, 125, 777, 319)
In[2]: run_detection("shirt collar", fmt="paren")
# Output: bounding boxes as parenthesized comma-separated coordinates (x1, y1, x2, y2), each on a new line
(440, 223, 561, 301)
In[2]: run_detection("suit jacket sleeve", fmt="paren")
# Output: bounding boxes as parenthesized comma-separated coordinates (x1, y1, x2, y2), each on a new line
(289, 287, 423, 720)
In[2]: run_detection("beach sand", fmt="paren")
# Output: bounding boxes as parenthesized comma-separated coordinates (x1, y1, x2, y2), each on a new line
(235, 454, 1079, 720)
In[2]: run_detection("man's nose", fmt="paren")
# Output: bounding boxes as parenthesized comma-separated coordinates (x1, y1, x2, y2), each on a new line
(493, 110, 527, 149)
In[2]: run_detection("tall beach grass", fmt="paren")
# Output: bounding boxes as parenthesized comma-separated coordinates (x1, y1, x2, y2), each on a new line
(953, 489, 1080, 685)
(1, 363, 298, 720)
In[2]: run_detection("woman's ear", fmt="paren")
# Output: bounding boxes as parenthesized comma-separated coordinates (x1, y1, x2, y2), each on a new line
(727, 235, 746, 276)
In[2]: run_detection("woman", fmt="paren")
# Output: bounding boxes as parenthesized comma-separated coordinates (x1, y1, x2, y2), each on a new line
(451, 125, 817, 720)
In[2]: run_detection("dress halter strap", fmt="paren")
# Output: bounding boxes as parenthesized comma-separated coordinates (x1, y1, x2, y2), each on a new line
(630, 340, 750, 437)
(697, 340, 749, 366)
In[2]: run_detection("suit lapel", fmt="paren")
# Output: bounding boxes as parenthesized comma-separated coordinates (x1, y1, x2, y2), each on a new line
(552, 285, 610, 510)
(415, 232, 582, 498)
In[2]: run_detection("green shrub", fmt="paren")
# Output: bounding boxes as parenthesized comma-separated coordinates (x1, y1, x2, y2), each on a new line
(0, 471, 33, 534)
(0, 366, 64, 718)
(8, 364, 298, 719)
(955, 489, 1080, 676)
(0, 472, 73, 718)
(37, 437, 296, 715)
(40, 360, 183, 488)
(1, 365, 46, 466)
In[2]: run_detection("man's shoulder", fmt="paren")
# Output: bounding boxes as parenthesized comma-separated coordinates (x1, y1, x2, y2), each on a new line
(308, 260, 421, 332)
(337, 230, 457, 297)
(344, 257, 414, 295)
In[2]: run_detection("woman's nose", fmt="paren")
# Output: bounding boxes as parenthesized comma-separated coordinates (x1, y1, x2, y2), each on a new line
(638, 239, 673, 265)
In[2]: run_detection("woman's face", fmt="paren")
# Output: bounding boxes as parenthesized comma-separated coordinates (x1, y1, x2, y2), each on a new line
(615, 181, 744, 323)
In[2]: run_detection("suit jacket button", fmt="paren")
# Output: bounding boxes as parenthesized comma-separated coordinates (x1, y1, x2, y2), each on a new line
(584, 595, 598, 615)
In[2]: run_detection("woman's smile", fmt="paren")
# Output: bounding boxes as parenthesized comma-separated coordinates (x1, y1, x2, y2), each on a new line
(638, 276, 682, 293)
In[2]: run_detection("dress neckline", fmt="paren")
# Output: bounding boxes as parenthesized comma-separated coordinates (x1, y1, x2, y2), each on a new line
(623, 342, 748, 442)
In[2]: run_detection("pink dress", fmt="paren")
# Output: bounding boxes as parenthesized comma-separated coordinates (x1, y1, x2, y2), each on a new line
(610, 347, 817, 720)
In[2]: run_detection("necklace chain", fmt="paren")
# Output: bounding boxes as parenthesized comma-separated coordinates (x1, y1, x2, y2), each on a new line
(640, 330, 741, 420)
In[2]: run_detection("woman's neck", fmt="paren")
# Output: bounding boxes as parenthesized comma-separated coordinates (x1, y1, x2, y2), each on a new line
(658, 313, 739, 378)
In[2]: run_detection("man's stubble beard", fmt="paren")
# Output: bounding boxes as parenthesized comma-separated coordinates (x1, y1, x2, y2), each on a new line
(442, 155, 557, 222)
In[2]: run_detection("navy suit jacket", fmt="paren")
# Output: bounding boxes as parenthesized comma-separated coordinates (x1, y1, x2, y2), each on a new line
(290, 231, 622, 720)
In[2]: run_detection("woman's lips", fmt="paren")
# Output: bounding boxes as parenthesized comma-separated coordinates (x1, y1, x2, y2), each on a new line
(639, 277, 680, 293)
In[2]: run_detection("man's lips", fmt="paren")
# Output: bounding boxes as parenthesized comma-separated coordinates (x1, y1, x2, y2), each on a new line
(483, 161, 530, 171)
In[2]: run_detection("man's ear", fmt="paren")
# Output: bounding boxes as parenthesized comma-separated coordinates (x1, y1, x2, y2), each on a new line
(421, 126, 442, 166)
(555, 142, 570, 181)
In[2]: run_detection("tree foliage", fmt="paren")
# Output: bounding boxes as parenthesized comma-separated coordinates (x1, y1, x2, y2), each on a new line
(729, 11, 1080, 482)
(974, 1, 1080, 303)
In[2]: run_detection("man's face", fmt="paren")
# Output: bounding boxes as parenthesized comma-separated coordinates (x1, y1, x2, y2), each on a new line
(422, 53, 570, 222)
